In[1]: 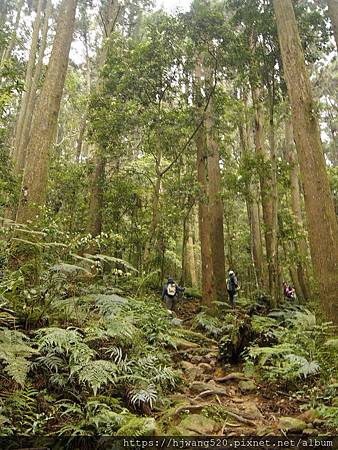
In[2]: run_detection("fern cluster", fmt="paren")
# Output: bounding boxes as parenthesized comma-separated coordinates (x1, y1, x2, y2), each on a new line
(245, 308, 337, 385)
(0, 328, 38, 386)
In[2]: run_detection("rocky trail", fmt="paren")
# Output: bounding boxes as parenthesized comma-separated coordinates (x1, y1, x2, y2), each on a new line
(157, 298, 323, 437)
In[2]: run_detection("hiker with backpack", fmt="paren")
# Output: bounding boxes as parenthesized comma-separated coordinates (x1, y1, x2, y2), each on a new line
(283, 281, 296, 301)
(227, 270, 239, 307)
(161, 277, 185, 314)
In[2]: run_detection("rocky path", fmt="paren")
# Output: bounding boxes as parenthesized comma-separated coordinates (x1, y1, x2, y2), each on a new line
(158, 299, 322, 437)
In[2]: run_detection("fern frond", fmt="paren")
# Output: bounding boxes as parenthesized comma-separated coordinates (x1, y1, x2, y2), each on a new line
(70, 360, 118, 395)
(50, 263, 91, 277)
(104, 346, 124, 365)
(193, 312, 224, 338)
(324, 339, 338, 348)
(116, 417, 156, 436)
(3, 357, 30, 386)
(34, 354, 65, 372)
(0, 328, 38, 386)
(36, 327, 83, 354)
(84, 253, 138, 273)
(130, 384, 157, 409)
(286, 354, 320, 378)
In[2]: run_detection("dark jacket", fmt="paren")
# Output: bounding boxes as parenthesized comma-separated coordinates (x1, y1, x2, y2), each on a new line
(161, 278, 184, 299)
(227, 273, 238, 293)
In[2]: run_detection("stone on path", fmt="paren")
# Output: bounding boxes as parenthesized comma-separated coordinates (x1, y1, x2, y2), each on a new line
(279, 417, 307, 433)
(178, 414, 218, 435)
(198, 362, 213, 374)
(238, 380, 256, 393)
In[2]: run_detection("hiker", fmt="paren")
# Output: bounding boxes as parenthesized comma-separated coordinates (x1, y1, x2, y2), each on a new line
(227, 270, 239, 307)
(161, 277, 185, 314)
(283, 281, 296, 300)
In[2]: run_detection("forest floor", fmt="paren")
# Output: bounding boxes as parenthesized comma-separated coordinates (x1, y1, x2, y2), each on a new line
(158, 298, 322, 436)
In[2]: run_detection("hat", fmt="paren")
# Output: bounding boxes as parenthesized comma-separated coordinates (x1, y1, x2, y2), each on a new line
(228, 270, 234, 275)
(168, 276, 174, 283)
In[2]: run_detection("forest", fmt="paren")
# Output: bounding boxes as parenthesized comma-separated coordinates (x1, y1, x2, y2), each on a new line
(0, 0, 337, 443)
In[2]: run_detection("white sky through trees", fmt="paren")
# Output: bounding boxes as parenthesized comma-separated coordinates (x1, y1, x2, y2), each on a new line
(156, 0, 192, 12)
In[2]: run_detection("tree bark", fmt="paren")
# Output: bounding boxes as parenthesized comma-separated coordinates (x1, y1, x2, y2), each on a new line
(13, 0, 43, 176)
(186, 218, 197, 287)
(16, 0, 78, 224)
(87, 154, 105, 236)
(268, 87, 279, 306)
(0, 0, 24, 70)
(19, 0, 51, 165)
(194, 59, 215, 307)
(143, 166, 162, 267)
(86, 0, 122, 237)
(251, 87, 276, 307)
(285, 115, 310, 300)
(206, 90, 226, 301)
(327, 0, 338, 50)
(239, 95, 265, 290)
(273, 0, 338, 322)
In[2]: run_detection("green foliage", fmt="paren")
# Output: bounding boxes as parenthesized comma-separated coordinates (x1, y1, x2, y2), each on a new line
(246, 309, 337, 385)
(0, 328, 37, 386)
(0, 386, 52, 435)
(57, 398, 156, 435)
(193, 311, 224, 338)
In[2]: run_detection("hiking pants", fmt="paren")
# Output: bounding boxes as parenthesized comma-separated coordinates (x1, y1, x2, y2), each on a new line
(228, 290, 237, 307)
(165, 294, 178, 311)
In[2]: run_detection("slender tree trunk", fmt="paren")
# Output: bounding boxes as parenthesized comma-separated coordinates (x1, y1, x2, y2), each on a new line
(268, 87, 279, 305)
(327, 0, 338, 50)
(250, 196, 265, 288)
(14, 0, 43, 167)
(19, 0, 51, 164)
(193, 206, 202, 287)
(186, 218, 197, 287)
(206, 91, 226, 301)
(239, 98, 265, 290)
(251, 87, 276, 307)
(194, 59, 215, 307)
(143, 168, 162, 266)
(87, 154, 105, 236)
(16, 0, 78, 224)
(0, 0, 24, 69)
(285, 115, 310, 300)
(274, 0, 338, 322)
(76, 16, 91, 163)
(86, 0, 122, 237)
(282, 240, 303, 301)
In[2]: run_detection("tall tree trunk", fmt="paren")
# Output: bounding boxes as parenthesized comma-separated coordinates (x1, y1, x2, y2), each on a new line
(194, 59, 215, 307)
(249, 192, 265, 289)
(285, 115, 310, 300)
(206, 91, 226, 301)
(327, 0, 338, 50)
(76, 13, 92, 163)
(273, 0, 338, 323)
(193, 206, 202, 287)
(251, 87, 276, 307)
(16, 0, 78, 224)
(239, 97, 265, 290)
(0, 0, 24, 70)
(143, 167, 162, 267)
(13, 0, 43, 176)
(87, 154, 105, 236)
(186, 218, 197, 287)
(18, 0, 51, 169)
(86, 0, 122, 237)
(268, 86, 279, 305)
